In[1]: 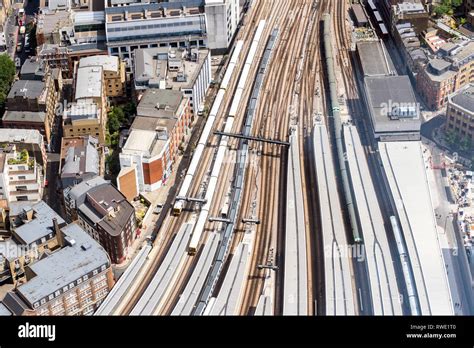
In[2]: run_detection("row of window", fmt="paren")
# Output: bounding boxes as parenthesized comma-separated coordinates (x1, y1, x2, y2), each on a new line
(107, 20, 200, 32)
(32, 264, 108, 308)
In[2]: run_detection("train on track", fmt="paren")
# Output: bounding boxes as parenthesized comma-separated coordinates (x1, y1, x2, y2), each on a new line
(172, 40, 245, 216)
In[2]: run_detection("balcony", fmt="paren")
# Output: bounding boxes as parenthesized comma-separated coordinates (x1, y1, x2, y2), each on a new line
(10, 189, 39, 196)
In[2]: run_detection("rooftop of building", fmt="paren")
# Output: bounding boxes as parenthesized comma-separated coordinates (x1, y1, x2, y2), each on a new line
(134, 47, 209, 90)
(0, 302, 12, 316)
(7, 80, 46, 100)
(60, 135, 99, 161)
(365, 75, 421, 134)
(79, 55, 119, 73)
(64, 99, 100, 122)
(79, 183, 134, 237)
(2, 111, 46, 124)
(64, 176, 109, 203)
(122, 128, 168, 159)
(395, 1, 426, 14)
(379, 141, 453, 314)
(36, 8, 72, 36)
(0, 129, 44, 145)
(449, 83, 474, 114)
(106, 0, 204, 16)
(137, 88, 185, 119)
(357, 40, 393, 76)
(75, 66, 103, 100)
(61, 138, 99, 179)
(20, 57, 48, 80)
(15, 222, 110, 307)
(131, 115, 177, 134)
(10, 201, 65, 247)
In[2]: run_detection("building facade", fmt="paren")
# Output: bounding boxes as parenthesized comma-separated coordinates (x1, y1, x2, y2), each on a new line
(78, 55, 126, 98)
(133, 47, 211, 115)
(446, 83, 474, 142)
(4, 72, 59, 145)
(1, 222, 114, 316)
(417, 41, 474, 110)
(63, 177, 136, 264)
(119, 89, 191, 193)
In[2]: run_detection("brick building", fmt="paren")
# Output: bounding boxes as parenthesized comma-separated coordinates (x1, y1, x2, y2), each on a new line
(63, 177, 137, 264)
(446, 83, 474, 142)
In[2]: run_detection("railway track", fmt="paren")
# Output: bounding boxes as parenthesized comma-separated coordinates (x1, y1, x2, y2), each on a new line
(236, 0, 325, 315)
(117, 1, 274, 315)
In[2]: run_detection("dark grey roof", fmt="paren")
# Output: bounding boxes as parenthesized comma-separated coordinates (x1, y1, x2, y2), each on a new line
(137, 88, 183, 118)
(131, 115, 177, 134)
(357, 41, 391, 76)
(365, 76, 421, 134)
(79, 183, 134, 237)
(450, 84, 474, 113)
(352, 4, 368, 25)
(15, 223, 110, 307)
(20, 57, 47, 80)
(429, 58, 451, 72)
(1, 292, 29, 315)
(7, 80, 46, 100)
(2, 110, 46, 123)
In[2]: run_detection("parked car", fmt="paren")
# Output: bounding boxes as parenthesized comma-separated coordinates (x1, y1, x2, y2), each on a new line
(153, 203, 164, 215)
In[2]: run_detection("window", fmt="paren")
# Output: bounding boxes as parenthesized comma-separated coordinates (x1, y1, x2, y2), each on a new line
(94, 280, 107, 290)
(95, 288, 108, 299)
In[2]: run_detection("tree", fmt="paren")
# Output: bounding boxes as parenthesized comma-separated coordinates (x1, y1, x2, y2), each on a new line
(0, 55, 16, 114)
(433, 0, 463, 16)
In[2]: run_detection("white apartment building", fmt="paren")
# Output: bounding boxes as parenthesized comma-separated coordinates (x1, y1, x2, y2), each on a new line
(0, 145, 43, 203)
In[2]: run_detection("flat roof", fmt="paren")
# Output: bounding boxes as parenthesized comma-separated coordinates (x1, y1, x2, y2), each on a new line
(0, 129, 43, 145)
(2, 111, 46, 123)
(352, 3, 368, 26)
(379, 141, 453, 315)
(343, 125, 402, 315)
(7, 80, 45, 100)
(16, 223, 110, 306)
(137, 88, 183, 118)
(122, 128, 167, 159)
(365, 76, 421, 135)
(449, 83, 474, 114)
(75, 66, 103, 100)
(134, 47, 209, 90)
(65, 100, 100, 121)
(79, 55, 119, 73)
(357, 41, 391, 76)
(131, 115, 176, 134)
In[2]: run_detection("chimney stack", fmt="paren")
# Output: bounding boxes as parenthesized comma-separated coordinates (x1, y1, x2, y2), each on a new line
(53, 218, 64, 247)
